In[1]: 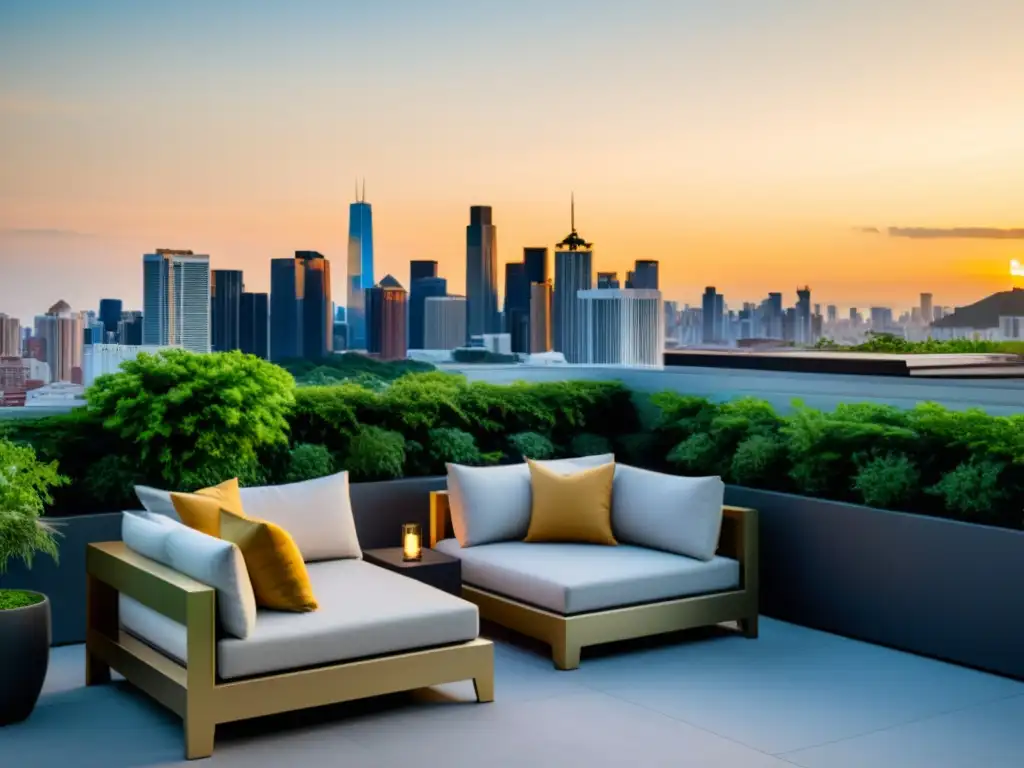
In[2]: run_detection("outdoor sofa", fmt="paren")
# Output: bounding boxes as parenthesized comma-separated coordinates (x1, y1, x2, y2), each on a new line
(431, 455, 758, 670)
(85, 471, 494, 760)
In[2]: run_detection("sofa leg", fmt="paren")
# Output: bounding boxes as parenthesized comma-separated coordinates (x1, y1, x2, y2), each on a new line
(184, 717, 216, 760)
(85, 650, 111, 686)
(739, 614, 759, 639)
(553, 642, 581, 671)
(473, 674, 494, 703)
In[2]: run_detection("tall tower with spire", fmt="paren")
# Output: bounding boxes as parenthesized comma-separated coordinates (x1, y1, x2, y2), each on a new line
(553, 193, 593, 362)
(465, 205, 499, 339)
(346, 178, 374, 350)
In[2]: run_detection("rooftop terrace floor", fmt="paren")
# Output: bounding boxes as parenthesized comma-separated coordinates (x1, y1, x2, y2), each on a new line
(4, 618, 1023, 768)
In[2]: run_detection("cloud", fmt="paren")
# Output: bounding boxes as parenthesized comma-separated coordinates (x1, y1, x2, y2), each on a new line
(888, 227, 1024, 240)
(0, 228, 95, 238)
(853, 226, 880, 234)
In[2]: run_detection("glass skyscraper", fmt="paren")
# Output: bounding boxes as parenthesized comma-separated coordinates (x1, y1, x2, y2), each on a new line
(347, 182, 374, 350)
(142, 249, 211, 353)
(466, 206, 500, 339)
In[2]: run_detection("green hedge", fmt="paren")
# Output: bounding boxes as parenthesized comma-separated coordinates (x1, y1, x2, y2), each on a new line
(1, 350, 1022, 531)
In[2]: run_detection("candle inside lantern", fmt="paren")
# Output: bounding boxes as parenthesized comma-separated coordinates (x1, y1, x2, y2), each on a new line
(402, 523, 422, 561)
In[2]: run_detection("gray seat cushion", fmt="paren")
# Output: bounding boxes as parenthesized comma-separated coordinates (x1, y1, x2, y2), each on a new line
(434, 538, 740, 615)
(120, 559, 479, 680)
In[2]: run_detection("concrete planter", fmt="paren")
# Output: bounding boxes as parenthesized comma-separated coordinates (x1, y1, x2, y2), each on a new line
(725, 485, 1024, 680)
(0, 593, 51, 725)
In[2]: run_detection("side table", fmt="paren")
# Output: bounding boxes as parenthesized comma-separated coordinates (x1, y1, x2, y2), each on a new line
(362, 548, 462, 597)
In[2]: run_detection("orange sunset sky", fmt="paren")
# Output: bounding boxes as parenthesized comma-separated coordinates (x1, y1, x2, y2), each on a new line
(2, 0, 1024, 322)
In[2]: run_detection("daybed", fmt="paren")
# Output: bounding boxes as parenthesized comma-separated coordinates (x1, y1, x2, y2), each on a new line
(86, 471, 493, 760)
(431, 456, 758, 670)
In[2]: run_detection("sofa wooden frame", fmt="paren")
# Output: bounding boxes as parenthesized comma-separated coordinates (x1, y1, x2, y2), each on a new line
(429, 491, 758, 670)
(84, 542, 495, 760)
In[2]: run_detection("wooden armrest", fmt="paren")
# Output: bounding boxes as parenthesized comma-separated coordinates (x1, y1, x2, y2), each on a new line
(87, 542, 214, 625)
(720, 506, 759, 594)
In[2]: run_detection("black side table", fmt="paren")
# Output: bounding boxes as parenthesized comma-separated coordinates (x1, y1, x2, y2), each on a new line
(362, 548, 462, 597)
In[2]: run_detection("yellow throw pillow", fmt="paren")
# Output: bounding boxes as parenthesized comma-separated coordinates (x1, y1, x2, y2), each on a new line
(170, 478, 245, 537)
(524, 459, 618, 546)
(219, 509, 319, 612)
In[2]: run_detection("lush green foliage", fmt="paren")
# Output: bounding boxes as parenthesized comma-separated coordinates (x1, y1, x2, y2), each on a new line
(285, 444, 336, 483)
(815, 333, 1024, 356)
(283, 353, 435, 388)
(508, 432, 557, 460)
(0, 438, 66, 574)
(0, 589, 45, 610)
(85, 349, 296, 490)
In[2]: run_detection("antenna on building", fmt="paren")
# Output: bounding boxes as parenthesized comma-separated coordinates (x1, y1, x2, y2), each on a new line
(355, 178, 359, 202)
(571, 192, 575, 233)
(361, 178, 366, 203)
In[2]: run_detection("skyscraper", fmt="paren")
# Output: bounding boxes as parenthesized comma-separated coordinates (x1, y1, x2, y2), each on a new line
(366, 275, 407, 361)
(0, 313, 21, 357)
(118, 310, 143, 346)
(210, 270, 243, 352)
(632, 260, 659, 290)
(240, 292, 269, 359)
(409, 276, 447, 350)
(346, 181, 374, 350)
(826, 304, 838, 325)
(410, 260, 438, 285)
(552, 195, 593, 363)
(701, 287, 724, 344)
(424, 296, 467, 350)
(466, 205, 499, 339)
(530, 281, 553, 353)
(142, 249, 211, 353)
(270, 252, 332, 361)
(795, 286, 812, 345)
(523, 247, 548, 286)
(920, 293, 934, 326)
(98, 299, 122, 339)
(596, 272, 620, 289)
(503, 262, 530, 354)
(579, 288, 664, 368)
(34, 300, 83, 382)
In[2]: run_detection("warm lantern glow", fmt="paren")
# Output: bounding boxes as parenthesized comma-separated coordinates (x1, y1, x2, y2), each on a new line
(402, 523, 422, 561)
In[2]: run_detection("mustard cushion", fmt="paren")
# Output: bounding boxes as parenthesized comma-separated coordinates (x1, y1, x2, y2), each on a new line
(524, 459, 617, 546)
(219, 509, 319, 612)
(170, 478, 244, 537)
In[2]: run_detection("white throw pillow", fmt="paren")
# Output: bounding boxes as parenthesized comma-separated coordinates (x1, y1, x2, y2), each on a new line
(237, 471, 361, 562)
(447, 454, 615, 547)
(611, 464, 725, 562)
(164, 524, 257, 640)
(134, 485, 180, 521)
(121, 511, 178, 564)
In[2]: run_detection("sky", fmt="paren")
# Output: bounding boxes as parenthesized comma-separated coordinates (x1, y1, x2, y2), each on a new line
(2, 0, 1024, 322)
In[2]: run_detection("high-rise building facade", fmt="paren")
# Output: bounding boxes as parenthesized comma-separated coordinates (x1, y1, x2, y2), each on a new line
(118, 310, 143, 346)
(424, 296, 467, 350)
(523, 247, 548, 286)
(269, 252, 332, 361)
(409, 276, 447, 350)
(465, 206, 499, 339)
(632, 260, 659, 290)
(346, 183, 374, 350)
(34, 301, 83, 382)
(701, 287, 725, 344)
(503, 262, 530, 354)
(83, 344, 168, 387)
(296, 251, 332, 359)
(98, 299, 123, 339)
(211, 270, 243, 352)
(0, 313, 20, 357)
(142, 249, 211, 353)
(552, 197, 593, 363)
(529, 281, 553, 353)
(795, 287, 812, 345)
(596, 272, 620, 289)
(579, 289, 664, 368)
(920, 293, 934, 327)
(239, 292, 269, 359)
(410, 260, 438, 285)
(366, 275, 407, 361)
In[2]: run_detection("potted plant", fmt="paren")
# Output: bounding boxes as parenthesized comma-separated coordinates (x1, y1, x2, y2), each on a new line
(0, 436, 67, 726)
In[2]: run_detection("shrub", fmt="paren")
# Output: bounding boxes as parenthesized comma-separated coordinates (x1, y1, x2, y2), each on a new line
(426, 428, 483, 468)
(0, 438, 67, 573)
(853, 453, 920, 509)
(927, 459, 1007, 520)
(86, 349, 295, 490)
(343, 426, 406, 482)
(285, 443, 336, 483)
(730, 434, 789, 489)
(508, 432, 556, 460)
(569, 433, 613, 457)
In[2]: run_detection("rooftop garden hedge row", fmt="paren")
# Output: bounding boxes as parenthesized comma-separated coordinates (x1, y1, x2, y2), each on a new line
(1, 349, 1021, 530)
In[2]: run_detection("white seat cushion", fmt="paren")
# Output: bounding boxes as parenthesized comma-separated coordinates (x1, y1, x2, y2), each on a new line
(612, 465, 725, 562)
(120, 559, 479, 680)
(238, 471, 361, 562)
(434, 538, 740, 615)
(446, 454, 615, 547)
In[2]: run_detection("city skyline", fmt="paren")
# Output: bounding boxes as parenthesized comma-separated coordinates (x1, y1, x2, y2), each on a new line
(4, 1, 1024, 320)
